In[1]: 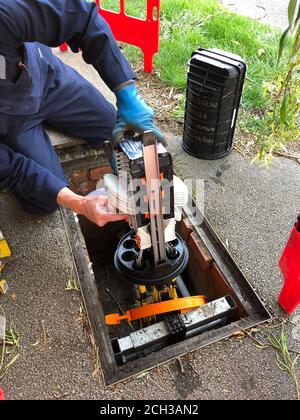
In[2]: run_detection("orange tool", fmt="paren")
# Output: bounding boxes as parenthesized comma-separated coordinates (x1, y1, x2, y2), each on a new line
(105, 296, 207, 325)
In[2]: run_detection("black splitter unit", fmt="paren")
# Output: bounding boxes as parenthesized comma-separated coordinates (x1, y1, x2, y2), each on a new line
(183, 48, 247, 160)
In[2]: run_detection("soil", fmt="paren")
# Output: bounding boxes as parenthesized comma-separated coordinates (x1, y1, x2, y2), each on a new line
(135, 67, 185, 136)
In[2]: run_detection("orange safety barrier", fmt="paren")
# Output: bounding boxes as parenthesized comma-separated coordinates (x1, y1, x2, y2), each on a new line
(60, 0, 160, 73)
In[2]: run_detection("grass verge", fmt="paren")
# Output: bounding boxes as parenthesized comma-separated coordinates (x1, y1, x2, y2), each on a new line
(102, 0, 290, 151)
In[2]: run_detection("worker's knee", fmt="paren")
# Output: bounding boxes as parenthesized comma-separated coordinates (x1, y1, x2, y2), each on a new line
(24, 204, 59, 216)
(15, 194, 59, 216)
(33, 203, 59, 216)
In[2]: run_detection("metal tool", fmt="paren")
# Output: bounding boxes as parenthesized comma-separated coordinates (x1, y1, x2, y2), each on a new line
(142, 132, 167, 265)
(112, 296, 237, 365)
(103, 131, 237, 364)
(109, 132, 189, 287)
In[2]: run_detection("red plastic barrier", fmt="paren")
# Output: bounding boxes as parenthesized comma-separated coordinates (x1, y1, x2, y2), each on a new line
(60, 0, 160, 73)
(278, 216, 300, 315)
(59, 43, 69, 52)
(0, 388, 5, 400)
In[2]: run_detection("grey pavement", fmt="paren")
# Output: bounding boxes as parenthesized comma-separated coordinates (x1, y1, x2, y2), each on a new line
(0, 195, 102, 400)
(168, 137, 300, 315)
(1, 48, 300, 399)
(222, 0, 290, 30)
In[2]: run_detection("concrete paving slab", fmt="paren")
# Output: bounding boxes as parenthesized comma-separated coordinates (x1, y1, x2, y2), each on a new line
(0, 194, 102, 400)
(167, 136, 300, 315)
(109, 335, 298, 400)
(222, 0, 290, 30)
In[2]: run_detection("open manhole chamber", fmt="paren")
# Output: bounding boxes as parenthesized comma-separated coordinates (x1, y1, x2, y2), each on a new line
(60, 146, 271, 385)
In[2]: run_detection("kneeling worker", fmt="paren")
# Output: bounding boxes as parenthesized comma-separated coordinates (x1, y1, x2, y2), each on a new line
(0, 0, 163, 226)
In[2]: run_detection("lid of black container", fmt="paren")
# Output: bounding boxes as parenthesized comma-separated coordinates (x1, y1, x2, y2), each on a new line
(196, 49, 246, 79)
(195, 48, 245, 64)
(189, 54, 240, 80)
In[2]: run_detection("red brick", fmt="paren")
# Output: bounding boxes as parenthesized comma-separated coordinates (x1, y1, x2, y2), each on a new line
(89, 166, 113, 181)
(70, 170, 89, 184)
(76, 180, 97, 196)
(210, 263, 246, 317)
(69, 183, 78, 193)
(184, 252, 211, 297)
(188, 232, 213, 271)
(179, 217, 193, 242)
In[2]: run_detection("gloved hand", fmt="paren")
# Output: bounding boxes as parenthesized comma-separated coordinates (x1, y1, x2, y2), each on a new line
(112, 84, 166, 145)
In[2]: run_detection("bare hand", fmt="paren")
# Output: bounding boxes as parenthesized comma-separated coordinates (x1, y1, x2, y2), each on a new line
(80, 195, 127, 227)
(57, 187, 127, 227)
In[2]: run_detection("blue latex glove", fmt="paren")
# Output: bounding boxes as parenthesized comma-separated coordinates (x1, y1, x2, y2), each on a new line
(112, 84, 165, 145)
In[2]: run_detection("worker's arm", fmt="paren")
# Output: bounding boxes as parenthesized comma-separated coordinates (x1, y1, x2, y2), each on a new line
(0, 144, 125, 225)
(0, 0, 135, 90)
(0, 0, 163, 138)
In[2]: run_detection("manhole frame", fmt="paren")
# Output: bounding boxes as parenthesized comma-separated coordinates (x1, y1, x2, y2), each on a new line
(61, 195, 271, 385)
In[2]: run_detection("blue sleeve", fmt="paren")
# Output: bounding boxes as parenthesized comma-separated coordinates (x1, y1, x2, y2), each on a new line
(0, 143, 68, 212)
(0, 0, 135, 90)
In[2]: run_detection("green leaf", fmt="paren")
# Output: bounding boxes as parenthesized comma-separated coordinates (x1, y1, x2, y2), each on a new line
(2, 353, 19, 374)
(280, 96, 288, 125)
(65, 278, 79, 291)
(297, 4, 300, 20)
(292, 354, 300, 369)
(288, 0, 297, 25)
(277, 26, 291, 65)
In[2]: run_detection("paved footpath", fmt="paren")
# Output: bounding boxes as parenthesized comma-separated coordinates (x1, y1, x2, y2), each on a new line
(222, 0, 290, 30)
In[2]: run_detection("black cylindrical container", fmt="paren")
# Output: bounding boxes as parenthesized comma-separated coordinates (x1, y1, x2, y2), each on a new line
(183, 48, 247, 160)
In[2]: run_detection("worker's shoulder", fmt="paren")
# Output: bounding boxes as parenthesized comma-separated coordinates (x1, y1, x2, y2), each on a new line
(0, 0, 21, 12)
(0, 0, 19, 7)
(0, 0, 97, 12)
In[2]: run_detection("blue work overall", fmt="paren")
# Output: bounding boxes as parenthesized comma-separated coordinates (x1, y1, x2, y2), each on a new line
(0, 0, 135, 214)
